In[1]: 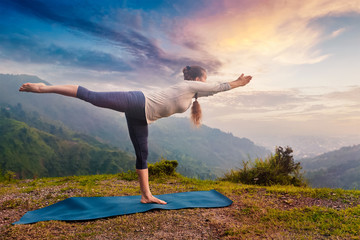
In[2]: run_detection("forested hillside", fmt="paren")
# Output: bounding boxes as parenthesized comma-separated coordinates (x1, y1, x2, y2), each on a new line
(0, 74, 270, 179)
(0, 106, 135, 179)
(300, 145, 360, 189)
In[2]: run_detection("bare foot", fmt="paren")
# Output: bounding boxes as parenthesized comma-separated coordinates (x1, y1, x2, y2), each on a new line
(19, 83, 46, 93)
(141, 195, 167, 204)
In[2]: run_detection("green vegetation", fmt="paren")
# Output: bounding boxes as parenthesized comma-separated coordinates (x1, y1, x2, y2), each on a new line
(221, 146, 306, 187)
(0, 105, 135, 179)
(262, 206, 360, 237)
(0, 169, 16, 182)
(301, 145, 360, 190)
(1, 172, 359, 239)
(148, 157, 178, 178)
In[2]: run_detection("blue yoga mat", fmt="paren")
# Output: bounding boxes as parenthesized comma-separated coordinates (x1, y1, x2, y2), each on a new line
(13, 190, 232, 224)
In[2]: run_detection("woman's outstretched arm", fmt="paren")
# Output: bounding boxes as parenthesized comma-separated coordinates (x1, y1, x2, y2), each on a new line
(19, 83, 78, 97)
(228, 74, 252, 89)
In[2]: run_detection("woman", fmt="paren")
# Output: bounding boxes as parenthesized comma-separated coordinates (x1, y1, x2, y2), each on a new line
(19, 66, 252, 205)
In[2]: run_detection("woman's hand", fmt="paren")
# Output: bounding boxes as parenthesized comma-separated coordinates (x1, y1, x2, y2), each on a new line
(229, 74, 252, 89)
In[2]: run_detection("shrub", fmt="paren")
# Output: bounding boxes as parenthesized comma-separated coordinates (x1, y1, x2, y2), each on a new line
(0, 170, 17, 182)
(117, 170, 138, 181)
(148, 157, 178, 177)
(117, 158, 179, 180)
(221, 146, 306, 186)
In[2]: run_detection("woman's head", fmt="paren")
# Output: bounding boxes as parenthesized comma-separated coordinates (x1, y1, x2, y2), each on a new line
(183, 66, 207, 82)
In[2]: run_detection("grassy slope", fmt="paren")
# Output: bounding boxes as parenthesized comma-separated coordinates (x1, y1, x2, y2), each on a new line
(1, 174, 359, 239)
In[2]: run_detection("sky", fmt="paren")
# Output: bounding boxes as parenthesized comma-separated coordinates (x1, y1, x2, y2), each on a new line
(1, 0, 360, 149)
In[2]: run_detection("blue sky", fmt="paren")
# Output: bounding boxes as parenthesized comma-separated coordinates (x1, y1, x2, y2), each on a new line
(0, 0, 223, 75)
(1, 0, 360, 147)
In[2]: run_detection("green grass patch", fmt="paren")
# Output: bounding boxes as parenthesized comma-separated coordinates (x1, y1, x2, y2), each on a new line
(117, 170, 138, 181)
(262, 205, 360, 238)
(265, 184, 360, 202)
(1, 198, 25, 209)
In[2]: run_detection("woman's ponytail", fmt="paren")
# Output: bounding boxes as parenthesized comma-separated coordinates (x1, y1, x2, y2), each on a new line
(183, 65, 205, 127)
(191, 94, 202, 127)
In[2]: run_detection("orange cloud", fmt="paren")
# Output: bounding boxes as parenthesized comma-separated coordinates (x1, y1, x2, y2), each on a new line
(180, 0, 360, 68)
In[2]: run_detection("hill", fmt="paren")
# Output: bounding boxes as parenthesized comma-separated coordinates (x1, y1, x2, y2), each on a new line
(0, 106, 135, 179)
(0, 74, 270, 179)
(300, 145, 360, 189)
(149, 118, 269, 178)
(1, 173, 359, 239)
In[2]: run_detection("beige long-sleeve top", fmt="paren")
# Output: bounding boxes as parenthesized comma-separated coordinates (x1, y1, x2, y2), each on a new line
(144, 81, 231, 123)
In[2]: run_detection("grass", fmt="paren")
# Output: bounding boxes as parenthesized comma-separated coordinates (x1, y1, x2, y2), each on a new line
(263, 206, 360, 237)
(1, 173, 359, 239)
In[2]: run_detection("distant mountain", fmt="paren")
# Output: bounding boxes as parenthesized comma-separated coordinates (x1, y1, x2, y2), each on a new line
(255, 135, 360, 159)
(149, 118, 270, 177)
(300, 145, 360, 189)
(0, 74, 270, 179)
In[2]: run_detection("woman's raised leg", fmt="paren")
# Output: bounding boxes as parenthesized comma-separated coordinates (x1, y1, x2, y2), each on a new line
(19, 83, 78, 97)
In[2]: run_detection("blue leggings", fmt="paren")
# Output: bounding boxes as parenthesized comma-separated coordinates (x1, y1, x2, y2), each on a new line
(76, 86, 148, 169)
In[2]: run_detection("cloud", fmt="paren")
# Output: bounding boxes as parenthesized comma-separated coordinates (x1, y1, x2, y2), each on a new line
(330, 28, 346, 38)
(5, 0, 358, 80)
(0, 33, 132, 72)
(202, 85, 360, 126)
(5, 0, 161, 59)
(177, 0, 360, 68)
(1, 0, 222, 74)
(205, 89, 314, 110)
(325, 86, 360, 102)
(202, 85, 360, 138)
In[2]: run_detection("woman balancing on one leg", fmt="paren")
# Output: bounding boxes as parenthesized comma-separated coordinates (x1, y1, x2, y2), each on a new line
(19, 66, 252, 204)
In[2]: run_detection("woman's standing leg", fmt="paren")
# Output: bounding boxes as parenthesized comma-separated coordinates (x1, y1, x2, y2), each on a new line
(126, 115, 167, 204)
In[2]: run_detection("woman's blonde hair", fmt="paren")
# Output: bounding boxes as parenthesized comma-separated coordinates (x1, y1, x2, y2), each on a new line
(182, 66, 205, 127)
